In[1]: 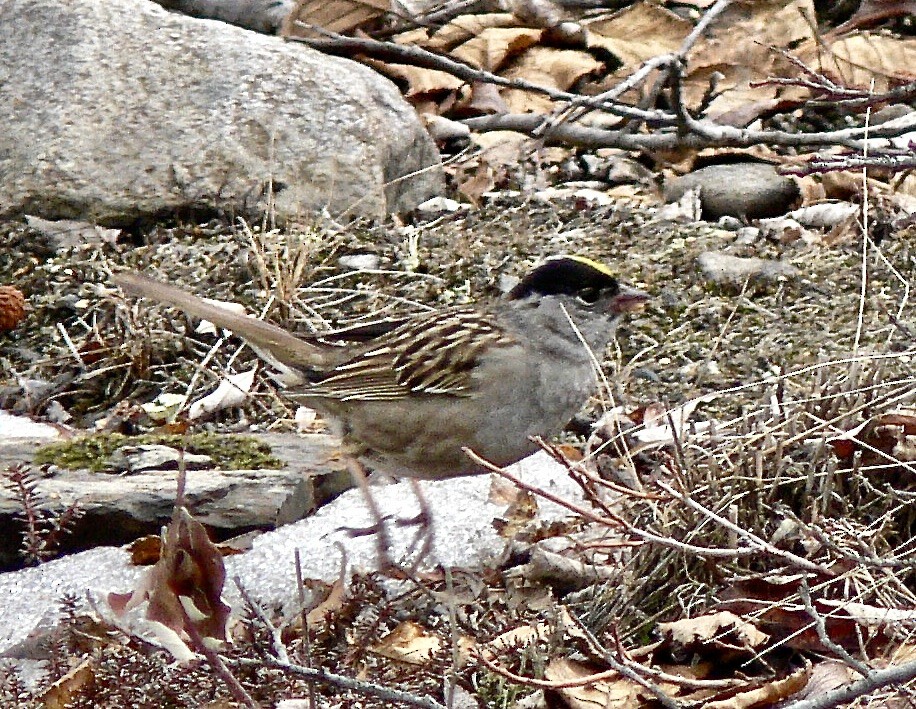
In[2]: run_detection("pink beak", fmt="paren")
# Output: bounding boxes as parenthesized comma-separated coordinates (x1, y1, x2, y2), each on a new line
(610, 285, 650, 314)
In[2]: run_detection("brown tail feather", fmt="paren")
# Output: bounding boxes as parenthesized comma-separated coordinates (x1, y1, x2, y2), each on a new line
(112, 271, 336, 371)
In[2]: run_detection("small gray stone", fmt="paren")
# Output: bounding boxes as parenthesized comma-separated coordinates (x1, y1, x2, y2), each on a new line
(338, 254, 381, 271)
(717, 216, 744, 231)
(665, 163, 800, 220)
(107, 445, 213, 474)
(697, 251, 798, 285)
(735, 227, 761, 245)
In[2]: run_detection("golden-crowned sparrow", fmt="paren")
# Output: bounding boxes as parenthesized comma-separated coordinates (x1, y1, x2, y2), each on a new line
(112, 256, 647, 480)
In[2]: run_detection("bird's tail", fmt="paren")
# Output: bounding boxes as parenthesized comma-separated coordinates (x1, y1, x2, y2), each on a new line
(112, 271, 336, 380)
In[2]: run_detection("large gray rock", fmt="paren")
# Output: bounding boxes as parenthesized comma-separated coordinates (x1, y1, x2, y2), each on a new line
(0, 0, 442, 224)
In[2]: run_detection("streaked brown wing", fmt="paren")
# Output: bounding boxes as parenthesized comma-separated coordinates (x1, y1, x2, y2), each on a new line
(306, 309, 513, 401)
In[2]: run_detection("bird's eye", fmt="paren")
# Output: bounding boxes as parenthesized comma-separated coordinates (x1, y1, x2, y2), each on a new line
(577, 287, 600, 305)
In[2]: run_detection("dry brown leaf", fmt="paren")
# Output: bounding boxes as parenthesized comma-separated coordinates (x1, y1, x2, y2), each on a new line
(426, 13, 519, 52)
(894, 173, 916, 214)
(703, 664, 811, 709)
(683, 0, 816, 118)
(492, 488, 538, 538)
(716, 576, 894, 652)
(488, 474, 526, 505)
(450, 27, 543, 71)
(797, 174, 829, 204)
(392, 28, 430, 45)
(789, 660, 858, 701)
(713, 0, 815, 35)
(501, 47, 603, 113)
(828, 408, 916, 471)
(457, 163, 497, 206)
(545, 657, 677, 708)
(506, 0, 567, 27)
(370, 621, 442, 665)
(108, 507, 231, 658)
(467, 80, 509, 114)
(888, 643, 916, 664)
(658, 611, 769, 652)
(477, 620, 549, 661)
(822, 600, 916, 627)
(584, 2, 691, 67)
(478, 608, 588, 663)
(40, 659, 95, 709)
(306, 577, 346, 627)
(471, 130, 529, 163)
(819, 170, 891, 201)
(282, 0, 390, 38)
(817, 32, 916, 92)
(364, 58, 465, 98)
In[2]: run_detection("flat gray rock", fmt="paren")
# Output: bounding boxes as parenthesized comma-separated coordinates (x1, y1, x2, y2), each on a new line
(0, 433, 350, 570)
(0, 0, 442, 223)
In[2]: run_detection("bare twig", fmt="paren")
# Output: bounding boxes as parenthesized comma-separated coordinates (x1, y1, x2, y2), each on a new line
(234, 578, 290, 663)
(292, 18, 916, 156)
(798, 581, 871, 678)
(784, 152, 916, 176)
(294, 549, 318, 709)
(289, 24, 671, 124)
(461, 112, 916, 150)
(567, 610, 681, 709)
(655, 480, 834, 575)
(463, 447, 767, 561)
(180, 603, 258, 709)
(230, 656, 447, 709)
(780, 656, 916, 709)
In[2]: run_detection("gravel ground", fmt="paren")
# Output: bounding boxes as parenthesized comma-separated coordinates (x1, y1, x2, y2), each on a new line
(1, 196, 913, 431)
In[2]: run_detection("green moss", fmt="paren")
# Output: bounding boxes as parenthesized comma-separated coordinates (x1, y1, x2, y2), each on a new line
(33, 433, 282, 472)
(474, 671, 532, 709)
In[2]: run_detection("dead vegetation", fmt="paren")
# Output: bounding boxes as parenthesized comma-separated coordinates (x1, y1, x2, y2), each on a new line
(2, 188, 916, 705)
(3, 0, 916, 707)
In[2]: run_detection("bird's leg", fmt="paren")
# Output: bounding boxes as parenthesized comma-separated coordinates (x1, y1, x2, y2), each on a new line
(397, 479, 435, 572)
(344, 458, 397, 573)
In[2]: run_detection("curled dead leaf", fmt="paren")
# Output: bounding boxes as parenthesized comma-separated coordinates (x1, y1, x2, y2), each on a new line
(371, 621, 442, 665)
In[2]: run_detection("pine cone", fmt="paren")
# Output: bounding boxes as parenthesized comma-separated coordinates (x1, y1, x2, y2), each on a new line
(0, 286, 26, 332)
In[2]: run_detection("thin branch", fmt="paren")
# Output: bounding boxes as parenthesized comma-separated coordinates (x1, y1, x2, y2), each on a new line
(288, 24, 671, 124)
(291, 17, 916, 154)
(784, 152, 916, 176)
(461, 112, 916, 151)
(180, 604, 258, 709)
(463, 447, 765, 561)
(231, 656, 447, 709)
(780, 656, 916, 709)
(798, 581, 871, 678)
(654, 480, 834, 575)
(567, 610, 681, 709)
(679, 0, 733, 55)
